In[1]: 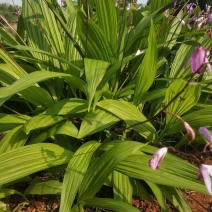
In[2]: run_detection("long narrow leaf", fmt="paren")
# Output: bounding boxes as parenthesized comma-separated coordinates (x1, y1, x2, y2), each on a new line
(60, 141, 101, 211)
(97, 100, 157, 140)
(134, 21, 157, 106)
(0, 143, 73, 185)
(78, 141, 144, 201)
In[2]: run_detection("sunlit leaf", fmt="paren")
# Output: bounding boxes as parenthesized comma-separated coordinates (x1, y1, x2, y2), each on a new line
(25, 180, 62, 195)
(164, 79, 201, 126)
(79, 198, 140, 212)
(0, 143, 72, 185)
(113, 171, 133, 204)
(84, 58, 110, 110)
(0, 126, 27, 154)
(60, 141, 101, 211)
(78, 141, 144, 201)
(24, 115, 65, 134)
(97, 100, 157, 140)
(78, 108, 119, 139)
(134, 21, 157, 106)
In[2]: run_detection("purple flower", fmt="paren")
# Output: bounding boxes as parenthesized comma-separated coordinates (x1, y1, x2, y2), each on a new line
(186, 3, 196, 14)
(16, 10, 21, 16)
(191, 46, 211, 74)
(174, 0, 177, 7)
(61, 0, 65, 6)
(179, 19, 186, 27)
(198, 164, 212, 195)
(199, 127, 212, 143)
(149, 147, 168, 170)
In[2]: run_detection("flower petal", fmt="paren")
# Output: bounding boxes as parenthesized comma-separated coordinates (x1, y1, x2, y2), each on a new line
(191, 46, 208, 74)
(199, 164, 212, 195)
(199, 127, 212, 143)
(149, 147, 168, 170)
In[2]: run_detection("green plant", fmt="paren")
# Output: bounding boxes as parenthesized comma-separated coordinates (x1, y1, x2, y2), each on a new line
(0, 0, 211, 211)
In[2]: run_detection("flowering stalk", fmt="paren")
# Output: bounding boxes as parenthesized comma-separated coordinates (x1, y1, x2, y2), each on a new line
(164, 111, 195, 142)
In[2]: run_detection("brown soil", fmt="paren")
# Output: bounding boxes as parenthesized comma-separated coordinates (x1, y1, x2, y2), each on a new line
(2, 190, 212, 212)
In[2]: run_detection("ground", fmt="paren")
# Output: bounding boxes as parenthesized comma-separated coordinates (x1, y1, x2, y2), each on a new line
(2, 188, 212, 211)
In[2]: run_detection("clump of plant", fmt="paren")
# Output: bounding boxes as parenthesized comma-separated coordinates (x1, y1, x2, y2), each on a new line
(0, 0, 211, 211)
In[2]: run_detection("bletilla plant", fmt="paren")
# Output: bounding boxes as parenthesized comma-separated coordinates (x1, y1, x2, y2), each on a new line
(0, 0, 212, 211)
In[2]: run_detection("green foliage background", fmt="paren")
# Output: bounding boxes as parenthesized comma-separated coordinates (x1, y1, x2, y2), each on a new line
(0, 3, 19, 24)
(0, 0, 211, 211)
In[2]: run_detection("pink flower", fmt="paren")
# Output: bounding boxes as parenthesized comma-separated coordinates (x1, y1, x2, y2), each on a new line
(179, 19, 185, 27)
(164, 9, 169, 18)
(149, 147, 168, 170)
(191, 46, 211, 74)
(198, 164, 212, 195)
(199, 127, 212, 143)
(186, 3, 196, 14)
(16, 10, 21, 16)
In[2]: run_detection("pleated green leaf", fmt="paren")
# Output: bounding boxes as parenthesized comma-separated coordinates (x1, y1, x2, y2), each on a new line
(20, 86, 54, 108)
(29, 121, 78, 144)
(0, 71, 86, 105)
(112, 171, 133, 204)
(140, 88, 167, 103)
(0, 143, 73, 185)
(0, 114, 30, 133)
(44, 98, 88, 116)
(97, 100, 157, 140)
(79, 198, 140, 212)
(134, 21, 157, 106)
(84, 58, 110, 110)
(25, 180, 62, 195)
(166, 11, 183, 50)
(165, 79, 201, 126)
(0, 188, 25, 199)
(77, 15, 116, 63)
(0, 26, 19, 46)
(131, 179, 153, 202)
(78, 141, 144, 201)
(146, 181, 168, 211)
(96, 0, 118, 52)
(169, 43, 196, 78)
(38, 0, 65, 56)
(0, 126, 27, 154)
(78, 108, 120, 139)
(0, 48, 26, 79)
(24, 115, 64, 134)
(60, 141, 101, 212)
(157, 185, 191, 212)
(13, 45, 82, 74)
(22, 0, 51, 61)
